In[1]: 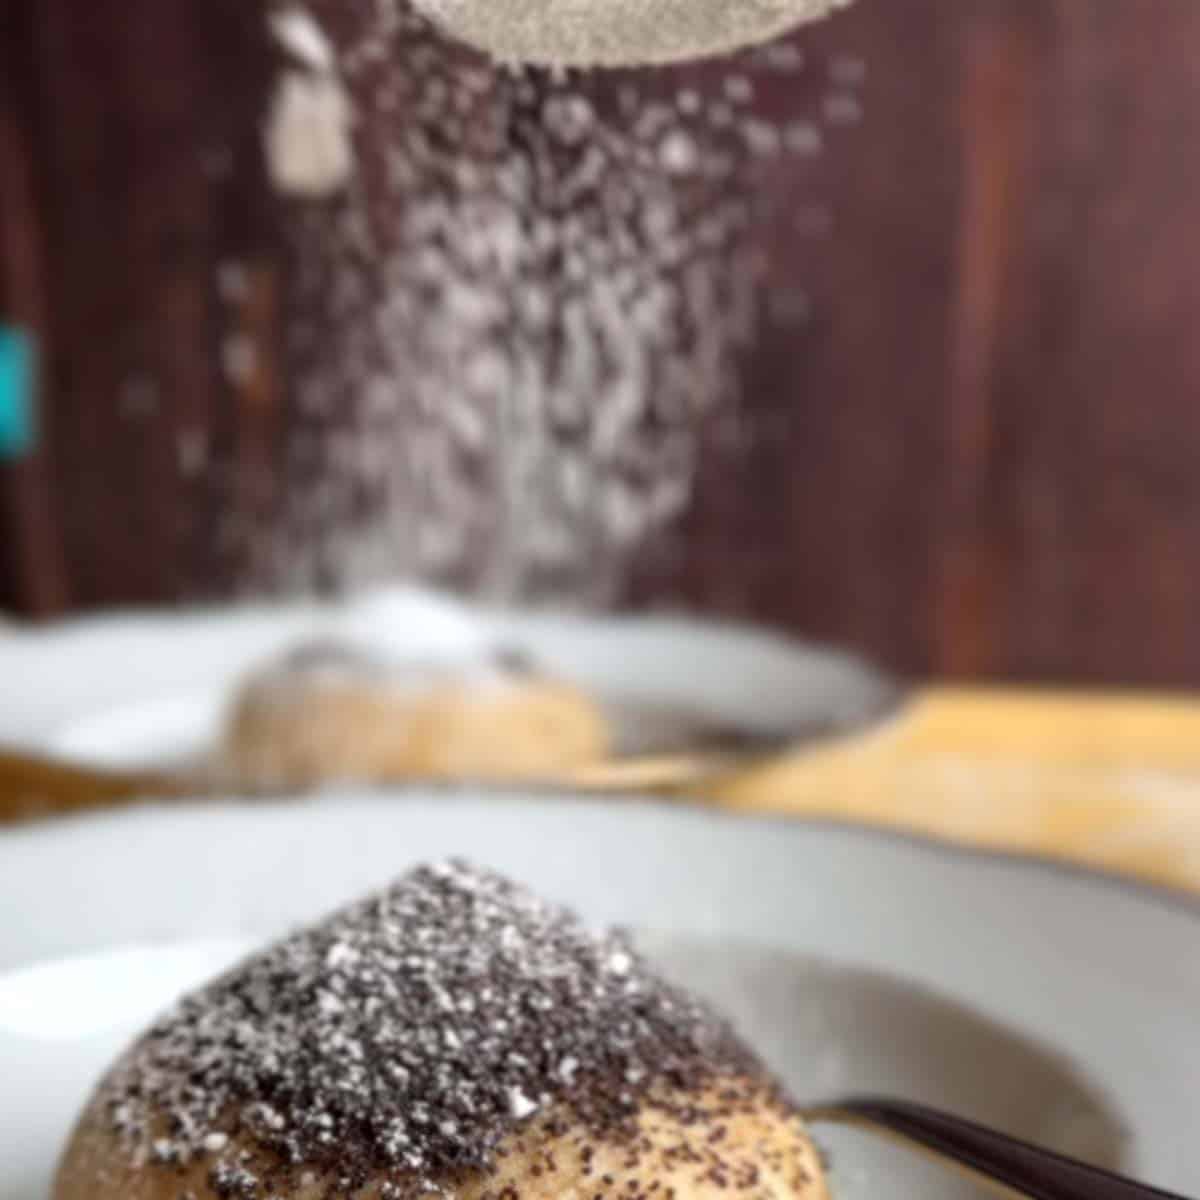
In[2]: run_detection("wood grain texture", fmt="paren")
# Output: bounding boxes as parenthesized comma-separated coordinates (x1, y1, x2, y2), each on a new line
(19, 0, 275, 606)
(647, 0, 1200, 685)
(719, 686, 1200, 893)
(0, 2, 69, 615)
(3, 0, 1200, 686)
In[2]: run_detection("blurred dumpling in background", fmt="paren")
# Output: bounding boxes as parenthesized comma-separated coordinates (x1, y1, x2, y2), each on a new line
(221, 641, 612, 787)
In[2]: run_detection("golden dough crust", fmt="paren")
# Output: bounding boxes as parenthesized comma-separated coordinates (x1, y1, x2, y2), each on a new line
(221, 651, 611, 787)
(55, 1082, 827, 1200)
(54, 863, 826, 1200)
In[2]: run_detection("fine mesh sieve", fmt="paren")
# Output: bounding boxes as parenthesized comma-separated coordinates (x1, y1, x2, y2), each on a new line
(411, 0, 855, 68)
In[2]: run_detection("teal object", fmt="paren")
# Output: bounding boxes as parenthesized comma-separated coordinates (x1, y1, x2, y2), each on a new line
(0, 327, 35, 460)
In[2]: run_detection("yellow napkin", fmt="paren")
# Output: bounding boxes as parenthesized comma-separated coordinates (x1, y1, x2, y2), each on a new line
(714, 687, 1200, 893)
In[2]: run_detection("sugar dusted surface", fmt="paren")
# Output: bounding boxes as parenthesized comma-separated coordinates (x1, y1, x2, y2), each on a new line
(97, 862, 762, 1198)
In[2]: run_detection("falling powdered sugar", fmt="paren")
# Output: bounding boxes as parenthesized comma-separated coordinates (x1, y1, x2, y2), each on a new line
(234, 1, 858, 603)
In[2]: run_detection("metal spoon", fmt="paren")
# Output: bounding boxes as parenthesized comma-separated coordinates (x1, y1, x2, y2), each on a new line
(806, 1098, 1192, 1199)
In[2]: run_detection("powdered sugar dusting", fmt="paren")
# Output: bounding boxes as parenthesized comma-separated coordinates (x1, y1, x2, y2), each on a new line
(237, 1, 855, 603)
(97, 862, 762, 1198)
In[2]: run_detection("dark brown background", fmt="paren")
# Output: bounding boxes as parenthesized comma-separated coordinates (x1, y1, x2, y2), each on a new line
(3, 0, 1200, 686)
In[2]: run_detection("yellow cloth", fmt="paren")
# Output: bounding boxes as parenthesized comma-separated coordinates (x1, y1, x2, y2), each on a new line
(712, 687, 1200, 893)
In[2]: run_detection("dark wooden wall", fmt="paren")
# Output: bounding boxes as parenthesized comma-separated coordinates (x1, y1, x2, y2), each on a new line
(3, 0, 1200, 686)
(663, 0, 1200, 685)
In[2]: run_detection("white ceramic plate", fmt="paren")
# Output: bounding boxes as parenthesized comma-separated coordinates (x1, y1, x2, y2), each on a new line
(1, 793, 1197, 1200)
(0, 587, 893, 768)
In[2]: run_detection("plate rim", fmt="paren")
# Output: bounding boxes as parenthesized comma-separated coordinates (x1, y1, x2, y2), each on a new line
(8, 784, 1200, 930)
(5, 788, 1199, 1195)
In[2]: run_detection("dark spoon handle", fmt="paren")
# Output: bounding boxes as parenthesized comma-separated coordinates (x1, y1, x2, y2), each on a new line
(808, 1098, 1192, 1200)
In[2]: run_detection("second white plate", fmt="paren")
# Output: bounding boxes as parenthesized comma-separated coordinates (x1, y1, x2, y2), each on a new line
(5, 587, 894, 770)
